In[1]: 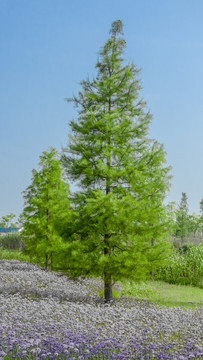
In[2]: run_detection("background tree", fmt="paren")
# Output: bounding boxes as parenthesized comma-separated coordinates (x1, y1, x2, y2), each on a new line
(0, 213, 17, 228)
(200, 199, 203, 218)
(187, 213, 202, 236)
(199, 199, 203, 235)
(21, 147, 71, 269)
(175, 192, 189, 241)
(62, 20, 172, 302)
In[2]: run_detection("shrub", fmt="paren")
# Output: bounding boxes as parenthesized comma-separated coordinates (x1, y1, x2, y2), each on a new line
(0, 232, 24, 250)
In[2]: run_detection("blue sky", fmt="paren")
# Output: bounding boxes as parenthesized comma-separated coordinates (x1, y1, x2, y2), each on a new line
(1, 0, 203, 219)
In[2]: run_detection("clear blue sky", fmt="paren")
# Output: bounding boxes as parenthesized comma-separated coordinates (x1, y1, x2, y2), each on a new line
(1, 0, 203, 219)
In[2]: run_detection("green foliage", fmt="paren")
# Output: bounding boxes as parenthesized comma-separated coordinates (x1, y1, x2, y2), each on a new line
(170, 194, 203, 244)
(200, 198, 203, 218)
(0, 248, 32, 263)
(172, 193, 203, 240)
(174, 192, 189, 240)
(0, 213, 17, 228)
(21, 147, 72, 269)
(62, 20, 172, 301)
(187, 213, 202, 235)
(178, 243, 193, 254)
(0, 232, 24, 250)
(155, 244, 203, 288)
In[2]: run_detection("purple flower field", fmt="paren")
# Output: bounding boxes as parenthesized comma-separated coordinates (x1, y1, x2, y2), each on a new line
(0, 259, 202, 359)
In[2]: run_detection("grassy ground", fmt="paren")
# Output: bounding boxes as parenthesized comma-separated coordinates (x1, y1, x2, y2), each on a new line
(0, 247, 44, 265)
(117, 279, 203, 309)
(0, 247, 202, 309)
(0, 247, 32, 261)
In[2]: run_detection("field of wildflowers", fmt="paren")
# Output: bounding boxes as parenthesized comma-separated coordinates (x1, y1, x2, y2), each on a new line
(0, 259, 202, 359)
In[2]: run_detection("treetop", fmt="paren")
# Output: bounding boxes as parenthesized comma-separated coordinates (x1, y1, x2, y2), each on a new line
(110, 20, 124, 37)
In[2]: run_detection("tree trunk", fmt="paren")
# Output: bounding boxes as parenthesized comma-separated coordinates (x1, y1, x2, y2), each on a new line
(103, 83, 113, 303)
(46, 198, 50, 271)
(45, 254, 49, 270)
(104, 270, 112, 303)
(104, 234, 112, 303)
(151, 238, 155, 281)
(50, 252, 53, 269)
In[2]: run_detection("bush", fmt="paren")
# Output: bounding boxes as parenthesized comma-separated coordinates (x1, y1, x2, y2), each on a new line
(178, 243, 193, 254)
(154, 244, 203, 288)
(0, 232, 25, 250)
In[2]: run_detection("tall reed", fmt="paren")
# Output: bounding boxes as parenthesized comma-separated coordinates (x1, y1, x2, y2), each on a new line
(155, 244, 203, 287)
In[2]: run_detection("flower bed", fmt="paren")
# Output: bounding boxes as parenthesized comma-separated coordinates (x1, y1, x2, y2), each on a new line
(0, 259, 202, 359)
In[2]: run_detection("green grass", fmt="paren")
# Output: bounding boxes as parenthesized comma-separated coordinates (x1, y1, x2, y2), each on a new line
(0, 247, 202, 309)
(118, 279, 203, 309)
(0, 247, 31, 261)
(0, 247, 43, 265)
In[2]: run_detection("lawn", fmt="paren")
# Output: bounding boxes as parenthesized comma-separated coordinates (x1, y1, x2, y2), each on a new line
(118, 279, 203, 309)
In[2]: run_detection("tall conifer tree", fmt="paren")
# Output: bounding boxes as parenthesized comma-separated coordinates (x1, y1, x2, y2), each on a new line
(62, 20, 172, 302)
(22, 147, 71, 269)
